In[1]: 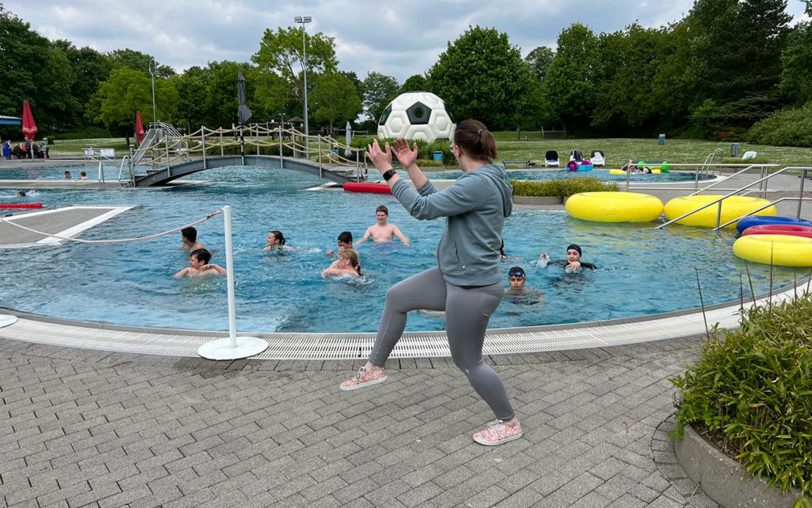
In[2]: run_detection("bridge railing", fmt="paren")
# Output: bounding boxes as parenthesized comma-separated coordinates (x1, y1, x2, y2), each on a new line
(127, 123, 369, 183)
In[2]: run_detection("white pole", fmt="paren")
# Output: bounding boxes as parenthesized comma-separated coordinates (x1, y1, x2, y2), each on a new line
(223, 205, 238, 347)
(197, 205, 268, 360)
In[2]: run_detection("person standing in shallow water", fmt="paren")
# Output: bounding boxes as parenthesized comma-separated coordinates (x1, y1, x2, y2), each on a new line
(340, 119, 522, 446)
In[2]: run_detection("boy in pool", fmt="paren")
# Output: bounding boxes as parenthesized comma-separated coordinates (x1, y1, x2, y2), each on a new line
(539, 244, 597, 273)
(326, 231, 354, 258)
(174, 248, 226, 278)
(181, 226, 205, 251)
(357, 205, 410, 245)
(505, 266, 544, 304)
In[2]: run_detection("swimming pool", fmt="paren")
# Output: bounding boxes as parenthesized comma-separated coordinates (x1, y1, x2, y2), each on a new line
(0, 165, 799, 333)
(0, 164, 124, 181)
(428, 168, 714, 183)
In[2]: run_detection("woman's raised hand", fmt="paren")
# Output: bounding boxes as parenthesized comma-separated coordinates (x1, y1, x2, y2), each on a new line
(392, 139, 418, 169)
(366, 139, 393, 171)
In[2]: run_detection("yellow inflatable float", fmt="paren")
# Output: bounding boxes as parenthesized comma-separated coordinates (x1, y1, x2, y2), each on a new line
(664, 195, 776, 228)
(733, 234, 812, 267)
(565, 192, 664, 222)
(608, 168, 660, 175)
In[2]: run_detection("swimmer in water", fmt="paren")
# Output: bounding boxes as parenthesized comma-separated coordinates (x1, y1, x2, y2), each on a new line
(174, 248, 226, 278)
(264, 230, 294, 252)
(356, 205, 410, 246)
(322, 248, 362, 278)
(538, 243, 597, 273)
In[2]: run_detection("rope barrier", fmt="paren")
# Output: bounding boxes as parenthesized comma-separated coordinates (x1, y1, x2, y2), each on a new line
(0, 209, 223, 244)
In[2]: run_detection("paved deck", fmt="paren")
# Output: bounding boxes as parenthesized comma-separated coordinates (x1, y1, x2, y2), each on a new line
(0, 335, 719, 507)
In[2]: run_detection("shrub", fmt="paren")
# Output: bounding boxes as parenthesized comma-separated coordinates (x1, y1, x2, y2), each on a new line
(746, 103, 812, 148)
(672, 293, 812, 497)
(510, 177, 618, 198)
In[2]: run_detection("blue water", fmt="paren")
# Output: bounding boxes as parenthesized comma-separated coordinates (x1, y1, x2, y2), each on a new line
(0, 165, 800, 333)
(429, 168, 713, 183)
(0, 164, 123, 181)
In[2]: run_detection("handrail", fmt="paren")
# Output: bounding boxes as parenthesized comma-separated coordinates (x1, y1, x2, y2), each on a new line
(656, 166, 805, 230)
(689, 164, 778, 196)
(712, 168, 810, 229)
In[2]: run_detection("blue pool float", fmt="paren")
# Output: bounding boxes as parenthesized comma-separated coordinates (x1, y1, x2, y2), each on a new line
(736, 215, 812, 235)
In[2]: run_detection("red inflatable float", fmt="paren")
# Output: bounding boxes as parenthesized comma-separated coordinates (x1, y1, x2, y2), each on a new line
(0, 203, 44, 209)
(742, 224, 812, 239)
(343, 182, 391, 194)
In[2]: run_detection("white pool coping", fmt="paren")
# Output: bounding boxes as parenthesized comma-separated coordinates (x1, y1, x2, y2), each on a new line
(0, 282, 805, 360)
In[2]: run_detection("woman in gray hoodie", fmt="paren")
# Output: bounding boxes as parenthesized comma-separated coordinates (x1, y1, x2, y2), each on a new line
(340, 120, 522, 446)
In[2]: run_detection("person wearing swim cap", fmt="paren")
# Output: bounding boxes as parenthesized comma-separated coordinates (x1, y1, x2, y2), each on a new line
(538, 243, 597, 273)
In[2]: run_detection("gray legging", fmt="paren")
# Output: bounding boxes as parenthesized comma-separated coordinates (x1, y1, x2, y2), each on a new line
(369, 267, 515, 421)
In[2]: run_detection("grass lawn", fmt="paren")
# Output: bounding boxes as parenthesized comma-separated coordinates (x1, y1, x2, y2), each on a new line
(493, 135, 812, 168)
(47, 138, 130, 156)
(45, 133, 812, 168)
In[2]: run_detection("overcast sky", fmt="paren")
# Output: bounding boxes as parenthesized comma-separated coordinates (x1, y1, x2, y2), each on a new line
(4, 0, 809, 82)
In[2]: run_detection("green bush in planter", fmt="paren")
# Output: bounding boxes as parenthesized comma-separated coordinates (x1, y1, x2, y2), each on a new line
(672, 293, 812, 497)
(510, 178, 618, 198)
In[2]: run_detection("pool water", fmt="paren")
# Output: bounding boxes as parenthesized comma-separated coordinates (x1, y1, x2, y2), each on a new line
(0, 165, 799, 333)
(0, 164, 123, 181)
(428, 168, 714, 183)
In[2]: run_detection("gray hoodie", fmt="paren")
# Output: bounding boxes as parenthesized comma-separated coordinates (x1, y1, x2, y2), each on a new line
(391, 163, 513, 286)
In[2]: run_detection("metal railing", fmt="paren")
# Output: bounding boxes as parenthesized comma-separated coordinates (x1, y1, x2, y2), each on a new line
(122, 123, 368, 185)
(656, 166, 811, 230)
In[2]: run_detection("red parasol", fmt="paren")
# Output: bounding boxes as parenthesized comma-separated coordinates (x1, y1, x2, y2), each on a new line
(135, 110, 145, 144)
(21, 100, 37, 141)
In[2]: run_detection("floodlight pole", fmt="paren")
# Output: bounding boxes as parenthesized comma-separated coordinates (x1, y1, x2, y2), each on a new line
(149, 58, 157, 124)
(295, 15, 312, 158)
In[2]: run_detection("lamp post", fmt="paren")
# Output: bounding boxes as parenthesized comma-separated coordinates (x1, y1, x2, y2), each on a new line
(149, 58, 157, 125)
(294, 15, 311, 157)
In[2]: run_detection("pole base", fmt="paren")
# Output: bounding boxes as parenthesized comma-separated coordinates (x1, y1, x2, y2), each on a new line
(197, 336, 268, 360)
(0, 314, 18, 328)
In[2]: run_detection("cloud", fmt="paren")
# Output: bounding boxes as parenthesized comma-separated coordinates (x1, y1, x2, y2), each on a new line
(4, 0, 808, 84)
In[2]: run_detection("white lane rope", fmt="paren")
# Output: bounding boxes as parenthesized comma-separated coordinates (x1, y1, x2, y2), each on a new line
(0, 209, 223, 244)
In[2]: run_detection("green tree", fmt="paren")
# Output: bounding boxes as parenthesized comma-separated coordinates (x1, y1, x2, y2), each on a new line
(90, 67, 178, 136)
(780, 21, 812, 105)
(173, 66, 212, 131)
(525, 46, 555, 80)
(362, 71, 399, 123)
(591, 24, 666, 134)
(52, 41, 111, 129)
(0, 7, 75, 131)
(427, 26, 535, 129)
(252, 26, 338, 120)
(108, 49, 174, 78)
(399, 74, 428, 93)
(310, 71, 362, 132)
(683, 0, 790, 134)
(542, 23, 600, 133)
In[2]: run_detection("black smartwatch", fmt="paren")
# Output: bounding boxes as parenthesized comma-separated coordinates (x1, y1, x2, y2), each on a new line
(382, 168, 397, 181)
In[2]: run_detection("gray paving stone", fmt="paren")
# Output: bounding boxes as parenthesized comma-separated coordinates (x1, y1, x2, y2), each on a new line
(0, 338, 705, 507)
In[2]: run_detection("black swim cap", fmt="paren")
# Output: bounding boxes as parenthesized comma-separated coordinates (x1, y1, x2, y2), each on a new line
(566, 244, 582, 256)
(508, 266, 526, 278)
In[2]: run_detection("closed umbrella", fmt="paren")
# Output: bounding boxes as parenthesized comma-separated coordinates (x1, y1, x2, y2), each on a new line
(345, 121, 352, 157)
(21, 100, 37, 141)
(237, 73, 252, 125)
(135, 110, 145, 144)
(21, 100, 37, 159)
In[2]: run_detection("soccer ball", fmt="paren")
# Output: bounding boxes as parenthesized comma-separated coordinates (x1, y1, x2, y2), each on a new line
(377, 92, 455, 142)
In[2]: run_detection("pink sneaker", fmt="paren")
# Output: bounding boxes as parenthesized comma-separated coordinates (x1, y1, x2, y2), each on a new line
(339, 367, 387, 391)
(473, 419, 523, 446)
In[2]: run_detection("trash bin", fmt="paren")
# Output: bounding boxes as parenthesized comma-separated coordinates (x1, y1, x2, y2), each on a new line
(731, 143, 740, 157)
(658, 133, 666, 145)
(432, 151, 443, 163)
